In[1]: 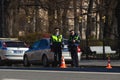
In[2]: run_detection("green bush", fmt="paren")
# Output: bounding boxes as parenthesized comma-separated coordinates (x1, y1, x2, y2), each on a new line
(88, 40, 103, 46)
(18, 32, 51, 45)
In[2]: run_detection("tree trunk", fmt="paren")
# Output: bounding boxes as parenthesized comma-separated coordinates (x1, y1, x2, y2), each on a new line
(86, 0, 94, 38)
(115, 0, 120, 54)
(86, 0, 94, 59)
(48, 0, 56, 33)
(73, 0, 79, 33)
(62, 0, 71, 38)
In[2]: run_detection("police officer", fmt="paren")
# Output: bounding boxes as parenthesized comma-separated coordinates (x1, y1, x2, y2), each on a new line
(68, 30, 80, 67)
(50, 27, 63, 67)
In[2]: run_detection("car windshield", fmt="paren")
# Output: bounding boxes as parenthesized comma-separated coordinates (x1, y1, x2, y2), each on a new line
(5, 42, 27, 47)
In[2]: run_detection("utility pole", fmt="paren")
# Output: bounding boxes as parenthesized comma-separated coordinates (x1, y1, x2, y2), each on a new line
(102, 16, 106, 60)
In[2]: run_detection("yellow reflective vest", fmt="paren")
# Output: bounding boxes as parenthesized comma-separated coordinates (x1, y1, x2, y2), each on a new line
(51, 35, 62, 42)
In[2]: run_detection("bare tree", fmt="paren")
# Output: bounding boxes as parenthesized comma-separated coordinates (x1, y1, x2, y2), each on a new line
(1, 0, 119, 41)
(86, 0, 94, 38)
(4, 0, 19, 37)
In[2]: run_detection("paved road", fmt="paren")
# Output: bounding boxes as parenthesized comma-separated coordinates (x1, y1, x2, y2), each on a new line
(80, 60, 120, 67)
(0, 68, 120, 80)
(0, 59, 120, 80)
(0, 66, 120, 80)
(0, 65, 120, 72)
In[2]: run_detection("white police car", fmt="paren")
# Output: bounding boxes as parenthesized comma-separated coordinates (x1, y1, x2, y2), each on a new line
(0, 40, 28, 66)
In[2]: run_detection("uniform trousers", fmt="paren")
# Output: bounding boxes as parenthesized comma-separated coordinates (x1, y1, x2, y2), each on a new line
(70, 44, 79, 67)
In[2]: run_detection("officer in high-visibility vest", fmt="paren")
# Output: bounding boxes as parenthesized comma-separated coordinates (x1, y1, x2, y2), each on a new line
(50, 27, 63, 67)
(68, 30, 80, 67)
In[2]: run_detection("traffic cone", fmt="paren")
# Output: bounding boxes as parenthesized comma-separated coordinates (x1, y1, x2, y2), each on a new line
(106, 56, 112, 69)
(60, 56, 67, 68)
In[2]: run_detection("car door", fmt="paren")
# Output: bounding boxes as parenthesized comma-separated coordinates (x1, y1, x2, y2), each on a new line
(35, 39, 48, 61)
(29, 41, 41, 61)
(41, 39, 54, 61)
(35, 39, 54, 62)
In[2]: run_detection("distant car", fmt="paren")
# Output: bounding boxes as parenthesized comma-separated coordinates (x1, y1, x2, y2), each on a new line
(23, 38, 82, 67)
(0, 40, 29, 66)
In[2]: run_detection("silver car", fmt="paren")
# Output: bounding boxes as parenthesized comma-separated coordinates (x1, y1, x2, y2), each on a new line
(23, 38, 54, 67)
(0, 40, 29, 66)
(23, 38, 82, 67)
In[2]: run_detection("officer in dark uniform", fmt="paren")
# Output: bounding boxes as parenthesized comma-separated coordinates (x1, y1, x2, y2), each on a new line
(68, 30, 80, 67)
(50, 28, 63, 67)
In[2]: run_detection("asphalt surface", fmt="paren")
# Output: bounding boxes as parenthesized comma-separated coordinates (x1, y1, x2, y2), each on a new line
(0, 60, 120, 73)
(79, 60, 120, 67)
(0, 59, 120, 73)
(0, 68, 120, 80)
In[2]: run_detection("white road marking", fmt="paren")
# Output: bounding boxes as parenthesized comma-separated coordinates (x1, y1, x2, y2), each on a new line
(0, 69, 120, 75)
(2, 78, 27, 80)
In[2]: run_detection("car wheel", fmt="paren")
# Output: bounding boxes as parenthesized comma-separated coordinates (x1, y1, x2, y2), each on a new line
(23, 56, 30, 67)
(42, 55, 49, 67)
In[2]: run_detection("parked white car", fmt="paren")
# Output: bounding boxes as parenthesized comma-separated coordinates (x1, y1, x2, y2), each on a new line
(0, 40, 29, 66)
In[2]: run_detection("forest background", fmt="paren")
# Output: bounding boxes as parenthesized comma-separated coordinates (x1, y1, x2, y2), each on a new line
(0, 0, 120, 52)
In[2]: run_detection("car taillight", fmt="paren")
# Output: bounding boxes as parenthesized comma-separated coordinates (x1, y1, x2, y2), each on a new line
(77, 46, 81, 52)
(2, 42, 7, 50)
(3, 42, 7, 48)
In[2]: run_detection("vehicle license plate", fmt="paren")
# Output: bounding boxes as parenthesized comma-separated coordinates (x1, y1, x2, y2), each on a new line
(63, 48, 68, 52)
(14, 50, 23, 53)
